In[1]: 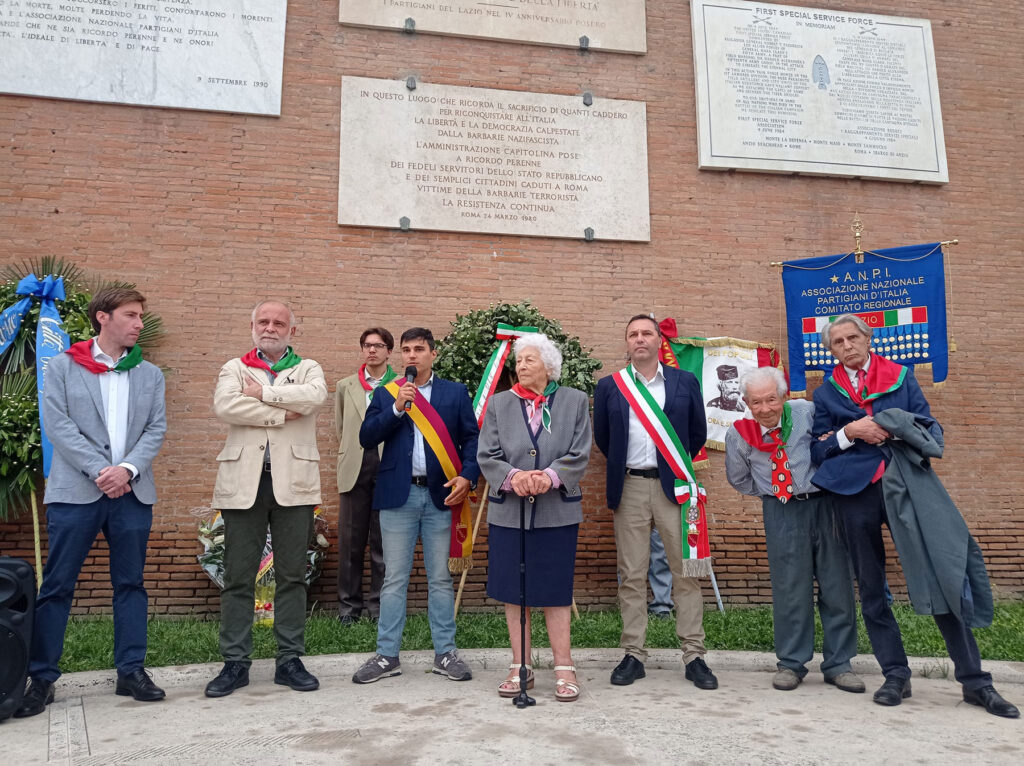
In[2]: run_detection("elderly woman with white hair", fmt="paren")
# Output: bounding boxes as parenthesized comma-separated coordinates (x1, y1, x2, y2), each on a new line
(477, 333, 592, 702)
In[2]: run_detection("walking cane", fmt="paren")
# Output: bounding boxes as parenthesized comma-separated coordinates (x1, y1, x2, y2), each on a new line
(513, 494, 535, 709)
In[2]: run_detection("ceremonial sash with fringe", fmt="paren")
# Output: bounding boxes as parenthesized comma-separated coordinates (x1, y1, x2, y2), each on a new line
(472, 323, 538, 426)
(612, 366, 712, 577)
(384, 381, 474, 573)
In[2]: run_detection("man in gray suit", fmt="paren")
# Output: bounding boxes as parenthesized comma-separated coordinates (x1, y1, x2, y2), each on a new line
(16, 287, 167, 718)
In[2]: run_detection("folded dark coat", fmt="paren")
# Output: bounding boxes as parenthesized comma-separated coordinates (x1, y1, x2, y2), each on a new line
(873, 408, 993, 628)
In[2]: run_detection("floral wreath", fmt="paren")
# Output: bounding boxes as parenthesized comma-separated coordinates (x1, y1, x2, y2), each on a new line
(432, 300, 602, 396)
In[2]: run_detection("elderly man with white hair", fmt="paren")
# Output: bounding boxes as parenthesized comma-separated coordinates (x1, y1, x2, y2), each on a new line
(477, 333, 592, 702)
(811, 313, 1018, 717)
(724, 366, 863, 694)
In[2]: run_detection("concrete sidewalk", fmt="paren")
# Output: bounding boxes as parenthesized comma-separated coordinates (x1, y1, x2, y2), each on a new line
(3, 649, 1022, 765)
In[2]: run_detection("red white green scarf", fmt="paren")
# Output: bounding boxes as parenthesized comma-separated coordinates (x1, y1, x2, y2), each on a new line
(732, 403, 795, 503)
(612, 365, 712, 576)
(241, 346, 301, 374)
(472, 323, 539, 426)
(358, 363, 398, 392)
(66, 339, 143, 373)
(732, 402, 793, 452)
(510, 381, 558, 432)
(383, 380, 475, 573)
(828, 354, 906, 411)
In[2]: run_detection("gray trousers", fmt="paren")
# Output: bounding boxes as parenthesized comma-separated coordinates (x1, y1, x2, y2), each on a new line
(220, 472, 314, 667)
(762, 493, 858, 679)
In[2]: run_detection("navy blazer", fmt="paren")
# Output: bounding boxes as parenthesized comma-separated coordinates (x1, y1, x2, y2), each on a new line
(593, 365, 707, 509)
(359, 376, 480, 511)
(811, 365, 942, 496)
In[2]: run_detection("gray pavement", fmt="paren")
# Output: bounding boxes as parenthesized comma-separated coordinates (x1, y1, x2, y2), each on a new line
(3, 649, 1022, 765)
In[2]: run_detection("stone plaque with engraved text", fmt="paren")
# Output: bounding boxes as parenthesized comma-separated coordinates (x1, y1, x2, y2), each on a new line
(0, 0, 287, 115)
(338, 76, 650, 242)
(691, 0, 947, 183)
(339, 0, 646, 54)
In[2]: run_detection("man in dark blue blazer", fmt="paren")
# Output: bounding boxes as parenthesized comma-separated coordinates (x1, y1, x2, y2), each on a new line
(352, 328, 479, 685)
(812, 314, 1017, 718)
(594, 314, 716, 691)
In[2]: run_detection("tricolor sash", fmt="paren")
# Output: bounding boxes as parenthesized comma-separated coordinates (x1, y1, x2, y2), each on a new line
(472, 323, 538, 426)
(384, 381, 475, 573)
(612, 366, 712, 577)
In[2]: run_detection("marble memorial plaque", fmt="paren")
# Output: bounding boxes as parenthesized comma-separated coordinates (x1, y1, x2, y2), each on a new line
(0, 0, 287, 116)
(691, 0, 947, 183)
(339, 0, 646, 54)
(338, 77, 650, 242)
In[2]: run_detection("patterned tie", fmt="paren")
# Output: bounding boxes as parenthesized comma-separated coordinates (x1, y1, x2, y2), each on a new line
(767, 428, 794, 503)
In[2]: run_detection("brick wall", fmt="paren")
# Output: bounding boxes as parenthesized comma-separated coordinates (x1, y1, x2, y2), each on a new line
(2, 1, 1022, 616)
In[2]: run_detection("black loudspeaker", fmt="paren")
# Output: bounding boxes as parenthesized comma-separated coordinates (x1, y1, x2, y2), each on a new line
(0, 557, 35, 722)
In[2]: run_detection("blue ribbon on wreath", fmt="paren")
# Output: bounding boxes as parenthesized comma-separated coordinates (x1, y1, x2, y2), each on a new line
(0, 274, 70, 476)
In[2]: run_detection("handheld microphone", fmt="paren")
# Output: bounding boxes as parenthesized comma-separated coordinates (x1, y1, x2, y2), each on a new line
(403, 365, 417, 411)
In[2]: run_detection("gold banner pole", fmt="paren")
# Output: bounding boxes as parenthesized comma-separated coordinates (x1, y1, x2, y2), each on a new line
(454, 483, 489, 618)
(31, 488, 43, 589)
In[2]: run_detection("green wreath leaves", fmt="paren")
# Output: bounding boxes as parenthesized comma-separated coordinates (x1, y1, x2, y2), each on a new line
(0, 257, 164, 521)
(433, 300, 601, 396)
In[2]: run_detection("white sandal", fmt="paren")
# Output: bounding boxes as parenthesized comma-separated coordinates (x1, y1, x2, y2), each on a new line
(554, 665, 580, 702)
(498, 663, 534, 698)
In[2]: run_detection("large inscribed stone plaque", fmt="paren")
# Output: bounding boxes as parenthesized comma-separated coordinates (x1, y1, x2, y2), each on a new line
(691, 0, 947, 183)
(0, 0, 287, 115)
(339, 1, 646, 55)
(338, 77, 650, 242)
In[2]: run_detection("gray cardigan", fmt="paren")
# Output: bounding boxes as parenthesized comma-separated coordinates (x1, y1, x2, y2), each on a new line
(477, 387, 591, 529)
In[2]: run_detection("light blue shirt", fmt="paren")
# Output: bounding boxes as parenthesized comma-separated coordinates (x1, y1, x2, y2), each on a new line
(393, 374, 434, 477)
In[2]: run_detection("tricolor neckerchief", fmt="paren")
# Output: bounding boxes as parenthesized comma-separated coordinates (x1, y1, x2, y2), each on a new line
(828, 353, 906, 410)
(732, 402, 793, 453)
(612, 365, 712, 576)
(383, 380, 475, 573)
(510, 381, 558, 432)
(472, 323, 538, 426)
(241, 346, 301, 374)
(66, 340, 142, 374)
(358, 363, 398, 392)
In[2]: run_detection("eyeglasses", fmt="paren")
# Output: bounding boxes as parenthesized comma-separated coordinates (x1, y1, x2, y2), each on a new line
(361, 342, 388, 351)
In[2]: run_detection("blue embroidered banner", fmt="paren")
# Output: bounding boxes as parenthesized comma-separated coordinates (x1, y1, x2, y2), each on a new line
(781, 243, 948, 394)
(0, 275, 70, 476)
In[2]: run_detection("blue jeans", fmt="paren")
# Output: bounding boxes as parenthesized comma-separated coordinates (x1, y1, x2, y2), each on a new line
(376, 485, 456, 657)
(29, 493, 152, 681)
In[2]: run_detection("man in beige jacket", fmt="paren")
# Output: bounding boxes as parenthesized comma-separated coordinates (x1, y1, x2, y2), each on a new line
(205, 300, 327, 698)
(334, 327, 395, 624)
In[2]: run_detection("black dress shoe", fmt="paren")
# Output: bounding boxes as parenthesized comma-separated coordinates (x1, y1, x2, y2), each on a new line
(963, 685, 1020, 719)
(115, 669, 166, 702)
(873, 675, 912, 706)
(338, 614, 358, 626)
(274, 658, 319, 692)
(14, 678, 55, 718)
(205, 661, 250, 698)
(685, 657, 719, 690)
(610, 655, 646, 686)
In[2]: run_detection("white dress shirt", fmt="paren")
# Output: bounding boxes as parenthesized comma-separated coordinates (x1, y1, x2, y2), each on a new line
(393, 374, 434, 476)
(625, 363, 665, 470)
(92, 339, 138, 477)
(836, 357, 869, 451)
